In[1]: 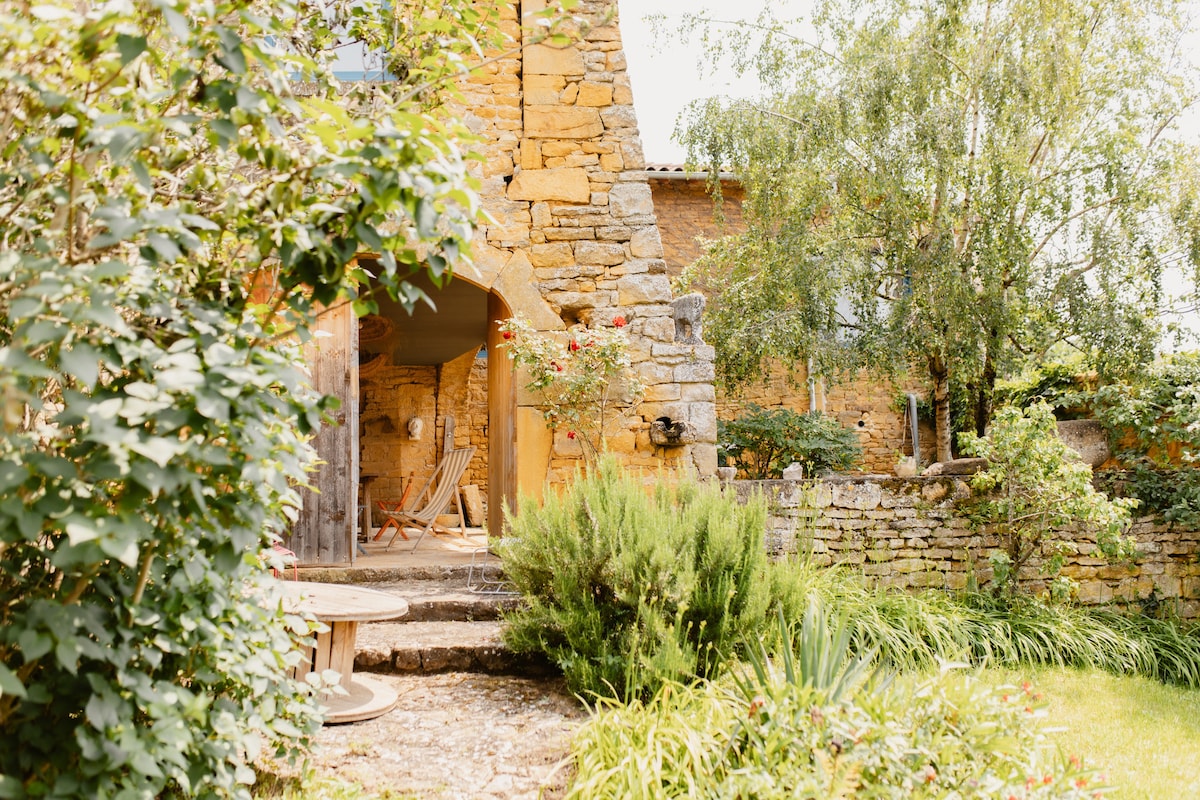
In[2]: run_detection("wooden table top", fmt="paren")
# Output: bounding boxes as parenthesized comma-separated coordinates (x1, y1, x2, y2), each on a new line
(277, 581, 409, 623)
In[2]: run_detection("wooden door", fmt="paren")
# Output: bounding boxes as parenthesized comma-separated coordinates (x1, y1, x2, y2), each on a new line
(290, 302, 359, 564)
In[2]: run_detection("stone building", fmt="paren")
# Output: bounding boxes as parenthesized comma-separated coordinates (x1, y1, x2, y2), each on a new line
(644, 166, 937, 473)
(292, 1, 718, 564)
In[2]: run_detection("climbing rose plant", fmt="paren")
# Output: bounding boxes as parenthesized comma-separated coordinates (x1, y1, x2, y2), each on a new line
(499, 315, 643, 458)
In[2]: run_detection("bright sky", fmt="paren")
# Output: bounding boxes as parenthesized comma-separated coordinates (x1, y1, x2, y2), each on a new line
(618, 0, 1200, 344)
(620, 0, 780, 164)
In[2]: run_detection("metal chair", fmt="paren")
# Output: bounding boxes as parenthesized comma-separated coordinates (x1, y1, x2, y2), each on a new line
(383, 446, 476, 552)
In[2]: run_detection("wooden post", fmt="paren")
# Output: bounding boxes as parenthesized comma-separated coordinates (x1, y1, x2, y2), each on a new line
(487, 292, 516, 535)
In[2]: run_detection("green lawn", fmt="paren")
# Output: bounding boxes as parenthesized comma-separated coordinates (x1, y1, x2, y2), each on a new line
(981, 667, 1200, 799)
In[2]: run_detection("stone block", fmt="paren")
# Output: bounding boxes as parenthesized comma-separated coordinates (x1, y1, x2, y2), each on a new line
(559, 83, 579, 104)
(601, 105, 638, 129)
(525, 106, 603, 138)
(1056, 419, 1111, 467)
(544, 227, 595, 241)
(830, 481, 883, 510)
(576, 241, 626, 266)
(529, 242, 574, 268)
(540, 141, 576, 157)
(600, 151, 624, 172)
(617, 273, 673, 304)
(630, 227, 665, 258)
(609, 183, 655, 218)
(519, 138, 542, 170)
(524, 43, 585, 75)
(576, 81, 614, 106)
(675, 360, 715, 383)
(682, 383, 715, 403)
(530, 201, 551, 228)
(507, 167, 591, 203)
(596, 225, 632, 241)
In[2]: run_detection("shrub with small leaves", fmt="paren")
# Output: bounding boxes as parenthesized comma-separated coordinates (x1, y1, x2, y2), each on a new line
(499, 457, 771, 703)
(0, 0, 523, 795)
(719, 404, 862, 478)
(959, 402, 1137, 596)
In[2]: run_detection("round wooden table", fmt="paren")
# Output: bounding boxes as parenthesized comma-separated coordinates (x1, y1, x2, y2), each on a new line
(278, 582, 409, 724)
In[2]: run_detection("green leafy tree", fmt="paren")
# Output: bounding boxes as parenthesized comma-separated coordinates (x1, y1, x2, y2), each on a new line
(676, 0, 1200, 462)
(1089, 353, 1200, 526)
(0, 0, 585, 795)
(959, 403, 1137, 596)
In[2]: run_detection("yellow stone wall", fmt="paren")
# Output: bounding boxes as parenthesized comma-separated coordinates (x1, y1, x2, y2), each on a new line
(359, 352, 489, 525)
(467, 0, 718, 492)
(358, 1, 718, 519)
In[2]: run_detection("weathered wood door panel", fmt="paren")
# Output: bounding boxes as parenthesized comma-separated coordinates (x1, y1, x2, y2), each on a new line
(290, 302, 359, 564)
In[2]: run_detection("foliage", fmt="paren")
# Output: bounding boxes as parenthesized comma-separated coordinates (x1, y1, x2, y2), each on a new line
(566, 604, 1106, 799)
(767, 558, 1200, 688)
(499, 457, 772, 703)
(497, 314, 643, 459)
(0, 0, 589, 794)
(959, 402, 1137, 595)
(674, 0, 1200, 461)
(993, 360, 1096, 419)
(1089, 353, 1200, 527)
(718, 404, 861, 478)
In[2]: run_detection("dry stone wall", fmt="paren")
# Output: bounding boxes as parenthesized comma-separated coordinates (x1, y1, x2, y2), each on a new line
(735, 477, 1200, 618)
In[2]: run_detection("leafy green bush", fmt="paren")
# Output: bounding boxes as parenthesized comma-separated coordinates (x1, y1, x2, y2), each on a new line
(959, 402, 1137, 595)
(718, 404, 862, 478)
(1089, 353, 1200, 527)
(499, 458, 772, 702)
(566, 599, 1107, 799)
(0, 0, 501, 795)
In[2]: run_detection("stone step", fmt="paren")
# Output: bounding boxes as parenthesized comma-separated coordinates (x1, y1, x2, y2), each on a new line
(354, 620, 555, 677)
(358, 579, 521, 622)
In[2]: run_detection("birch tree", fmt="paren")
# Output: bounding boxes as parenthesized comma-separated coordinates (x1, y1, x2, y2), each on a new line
(677, 0, 1200, 461)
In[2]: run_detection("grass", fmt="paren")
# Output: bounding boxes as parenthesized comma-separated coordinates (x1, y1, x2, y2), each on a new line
(980, 666, 1200, 800)
(253, 772, 419, 800)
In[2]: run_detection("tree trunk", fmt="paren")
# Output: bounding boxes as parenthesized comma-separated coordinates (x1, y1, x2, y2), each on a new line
(974, 333, 999, 437)
(930, 356, 953, 463)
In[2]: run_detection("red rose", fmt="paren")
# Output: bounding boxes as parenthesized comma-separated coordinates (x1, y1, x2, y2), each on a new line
(502, 330, 513, 340)
(567, 431, 576, 439)
(569, 340, 580, 351)
(612, 315, 626, 328)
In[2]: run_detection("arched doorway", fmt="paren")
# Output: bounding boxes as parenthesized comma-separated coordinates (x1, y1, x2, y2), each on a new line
(356, 266, 515, 542)
(289, 260, 525, 565)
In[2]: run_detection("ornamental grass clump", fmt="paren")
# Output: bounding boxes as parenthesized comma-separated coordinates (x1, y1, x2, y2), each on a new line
(499, 458, 772, 703)
(769, 557, 1200, 687)
(565, 599, 1108, 800)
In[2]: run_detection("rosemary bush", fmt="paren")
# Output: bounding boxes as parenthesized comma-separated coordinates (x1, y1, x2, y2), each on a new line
(499, 458, 772, 702)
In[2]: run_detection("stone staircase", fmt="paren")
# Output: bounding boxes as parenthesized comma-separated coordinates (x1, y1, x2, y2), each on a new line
(297, 567, 556, 678)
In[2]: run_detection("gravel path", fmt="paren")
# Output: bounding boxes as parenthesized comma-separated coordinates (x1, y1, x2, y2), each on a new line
(309, 672, 586, 799)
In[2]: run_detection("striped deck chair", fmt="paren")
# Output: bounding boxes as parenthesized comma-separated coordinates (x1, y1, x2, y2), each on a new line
(383, 446, 476, 552)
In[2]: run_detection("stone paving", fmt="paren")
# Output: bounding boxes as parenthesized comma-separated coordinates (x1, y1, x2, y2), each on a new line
(310, 672, 585, 800)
